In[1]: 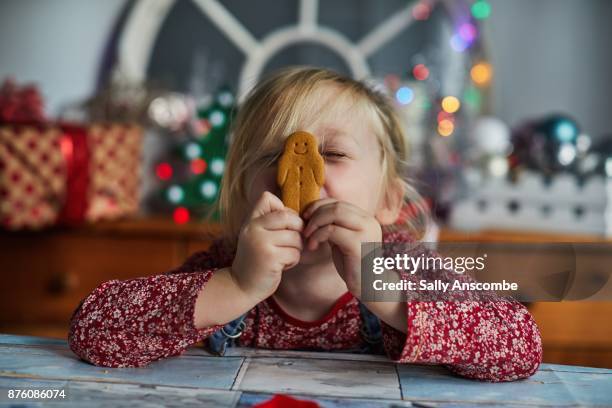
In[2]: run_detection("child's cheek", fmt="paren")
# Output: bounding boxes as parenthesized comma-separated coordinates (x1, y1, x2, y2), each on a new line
(324, 162, 361, 197)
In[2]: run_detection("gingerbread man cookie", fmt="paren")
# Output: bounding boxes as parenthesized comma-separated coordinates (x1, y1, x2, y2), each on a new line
(277, 131, 325, 215)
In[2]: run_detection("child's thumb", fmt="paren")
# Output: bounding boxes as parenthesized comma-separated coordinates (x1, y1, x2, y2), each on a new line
(249, 191, 285, 220)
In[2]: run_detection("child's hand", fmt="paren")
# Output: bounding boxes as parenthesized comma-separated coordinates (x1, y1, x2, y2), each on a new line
(231, 191, 304, 303)
(302, 199, 382, 297)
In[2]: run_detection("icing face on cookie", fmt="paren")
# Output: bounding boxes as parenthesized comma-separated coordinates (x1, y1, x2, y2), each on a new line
(289, 132, 311, 155)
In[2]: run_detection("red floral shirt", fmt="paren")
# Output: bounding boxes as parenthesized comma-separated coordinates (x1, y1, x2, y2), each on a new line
(68, 230, 542, 382)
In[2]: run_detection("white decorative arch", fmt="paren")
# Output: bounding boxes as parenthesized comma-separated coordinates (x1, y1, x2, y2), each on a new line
(117, 0, 440, 100)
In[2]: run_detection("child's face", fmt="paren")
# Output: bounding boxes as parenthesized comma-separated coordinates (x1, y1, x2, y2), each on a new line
(244, 85, 399, 263)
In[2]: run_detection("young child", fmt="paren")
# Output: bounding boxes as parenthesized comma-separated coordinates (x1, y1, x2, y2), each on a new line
(68, 66, 542, 382)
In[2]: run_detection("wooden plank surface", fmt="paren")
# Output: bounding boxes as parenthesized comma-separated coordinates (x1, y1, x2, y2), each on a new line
(0, 377, 240, 408)
(235, 357, 401, 399)
(0, 334, 611, 407)
(398, 364, 573, 407)
(0, 344, 243, 390)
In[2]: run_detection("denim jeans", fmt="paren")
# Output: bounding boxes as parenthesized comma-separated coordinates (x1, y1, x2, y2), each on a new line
(206, 300, 385, 356)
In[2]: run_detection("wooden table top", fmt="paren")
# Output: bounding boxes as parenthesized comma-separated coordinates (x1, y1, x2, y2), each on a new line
(1, 334, 611, 407)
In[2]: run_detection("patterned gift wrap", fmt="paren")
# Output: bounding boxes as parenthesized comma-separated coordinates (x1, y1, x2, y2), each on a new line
(86, 124, 142, 222)
(0, 123, 143, 230)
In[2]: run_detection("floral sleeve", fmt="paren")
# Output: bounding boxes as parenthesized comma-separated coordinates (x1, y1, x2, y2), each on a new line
(379, 232, 543, 382)
(68, 244, 230, 368)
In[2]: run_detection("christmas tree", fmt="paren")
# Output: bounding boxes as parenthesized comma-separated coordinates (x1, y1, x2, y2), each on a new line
(155, 88, 235, 224)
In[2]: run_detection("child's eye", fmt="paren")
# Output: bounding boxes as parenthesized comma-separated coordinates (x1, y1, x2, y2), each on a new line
(322, 151, 347, 159)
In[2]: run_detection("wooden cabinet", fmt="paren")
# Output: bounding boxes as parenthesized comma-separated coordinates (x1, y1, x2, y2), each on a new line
(0, 217, 610, 368)
(0, 216, 221, 338)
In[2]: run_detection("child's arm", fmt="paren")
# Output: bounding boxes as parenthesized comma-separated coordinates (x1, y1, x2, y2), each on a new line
(67, 248, 252, 368)
(375, 244, 543, 382)
(380, 295, 542, 382)
(193, 266, 260, 327)
(68, 191, 302, 368)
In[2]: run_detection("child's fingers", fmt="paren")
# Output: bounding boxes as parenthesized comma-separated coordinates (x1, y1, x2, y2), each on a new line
(302, 198, 337, 220)
(249, 191, 286, 220)
(307, 224, 357, 255)
(271, 230, 303, 251)
(280, 247, 301, 270)
(303, 202, 364, 238)
(257, 209, 304, 232)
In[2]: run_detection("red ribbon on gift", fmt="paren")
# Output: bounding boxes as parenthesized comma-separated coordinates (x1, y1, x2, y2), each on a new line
(56, 123, 90, 226)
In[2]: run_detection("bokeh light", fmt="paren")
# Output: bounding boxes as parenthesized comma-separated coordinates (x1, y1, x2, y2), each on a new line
(471, 62, 493, 86)
(173, 207, 190, 224)
(190, 158, 207, 174)
(441, 96, 461, 113)
(209, 110, 225, 127)
(200, 180, 218, 199)
(458, 23, 478, 43)
(471, 0, 492, 20)
(384, 74, 401, 91)
(555, 120, 579, 143)
(185, 142, 202, 159)
(437, 111, 454, 123)
(210, 157, 225, 176)
(155, 162, 173, 180)
(450, 34, 470, 52)
(167, 185, 184, 203)
(396, 86, 415, 105)
(412, 64, 430, 81)
(464, 87, 482, 110)
(412, 2, 431, 20)
(438, 119, 455, 136)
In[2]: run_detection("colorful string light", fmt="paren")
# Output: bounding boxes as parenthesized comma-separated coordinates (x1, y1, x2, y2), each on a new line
(155, 162, 173, 180)
(396, 86, 415, 105)
(412, 1, 431, 20)
(200, 180, 218, 199)
(441, 96, 461, 113)
(173, 207, 190, 224)
(464, 86, 482, 110)
(190, 158, 207, 174)
(384, 74, 401, 91)
(458, 23, 478, 43)
(437, 111, 455, 123)
(185, 142, 202, 159)
(209, 157, 225, 176)
(471, 0, 491, 20)
(167, 185, 184, 203)
(470, 62, 493, 86)
(209, 110, 225, 127)
(450, 34, 470, 52)
(412, 64, 430, 81)
(438, 119, 455, 136)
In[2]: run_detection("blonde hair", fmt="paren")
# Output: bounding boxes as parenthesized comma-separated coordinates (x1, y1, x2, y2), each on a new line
(212, 66, 430, 248)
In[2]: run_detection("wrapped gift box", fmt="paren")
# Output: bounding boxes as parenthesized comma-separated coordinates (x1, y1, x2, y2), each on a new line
(0, 122, 142, 230)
